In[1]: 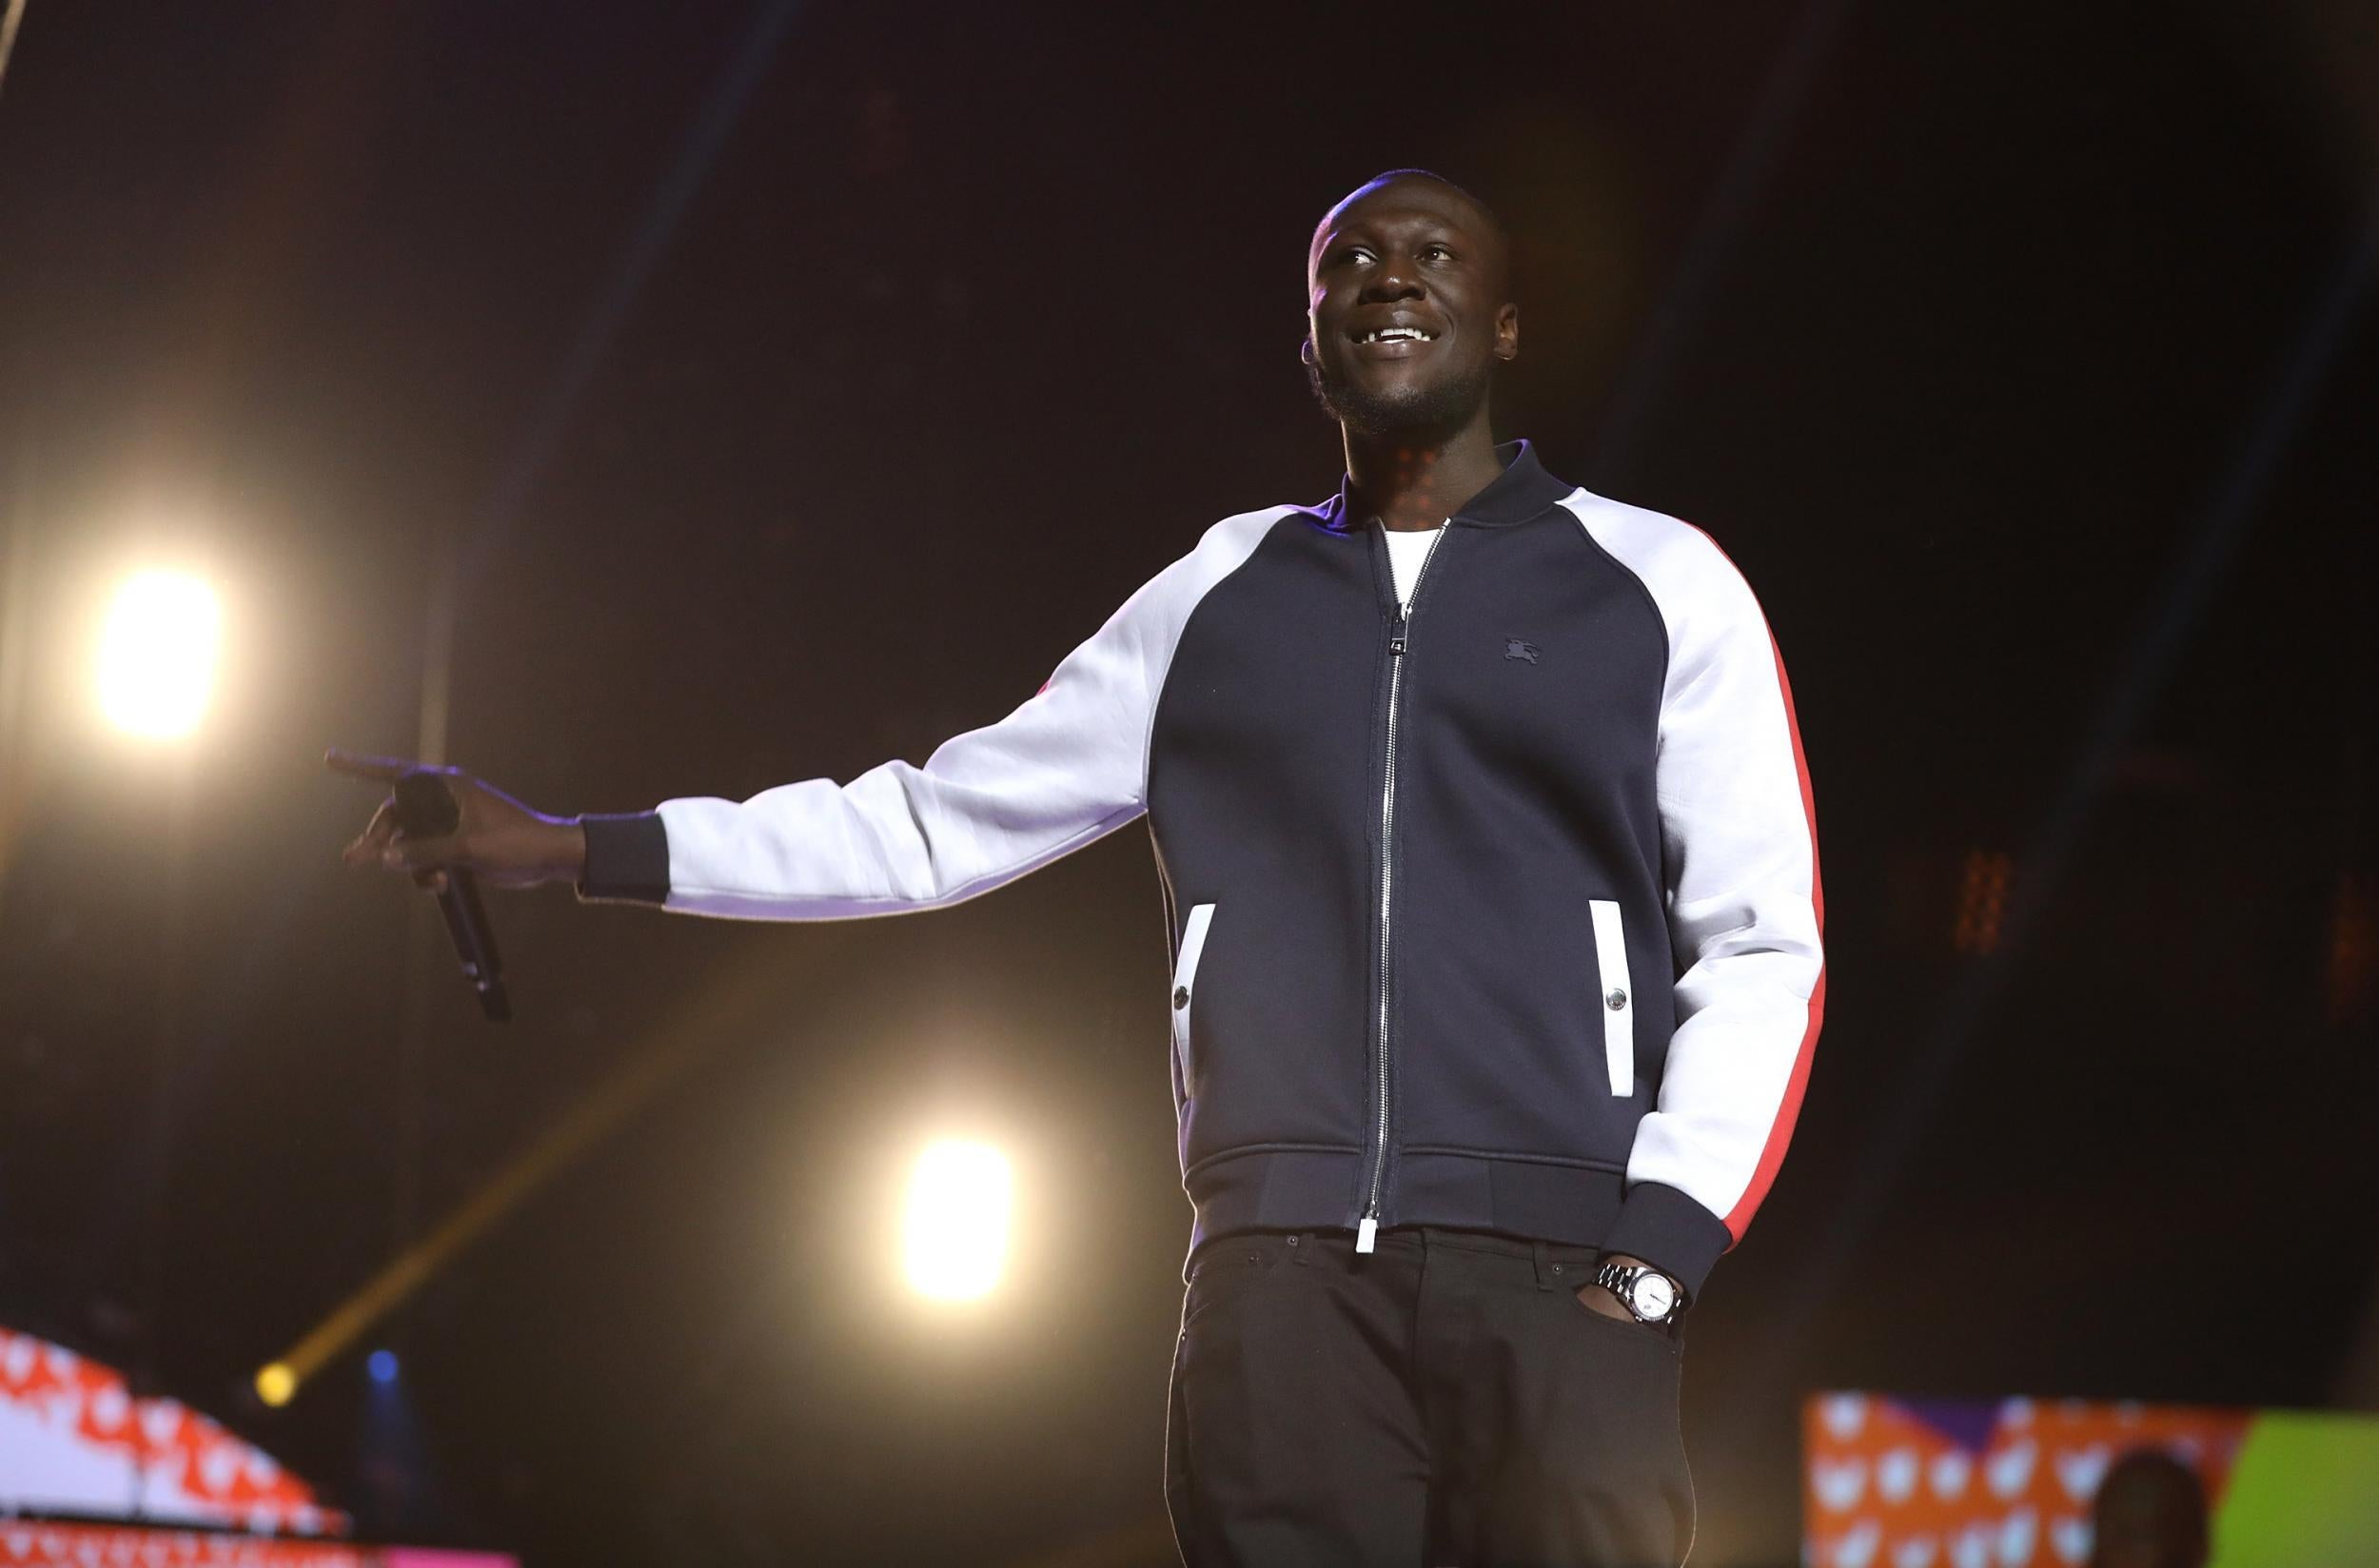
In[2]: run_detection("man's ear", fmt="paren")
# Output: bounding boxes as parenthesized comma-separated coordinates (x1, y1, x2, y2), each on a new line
(1495, 303, 1520, 363)
(1299, 333, 1318, 368)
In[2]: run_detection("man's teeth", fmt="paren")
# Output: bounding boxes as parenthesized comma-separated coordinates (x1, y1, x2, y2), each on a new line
(1359, 327, 1433, 343)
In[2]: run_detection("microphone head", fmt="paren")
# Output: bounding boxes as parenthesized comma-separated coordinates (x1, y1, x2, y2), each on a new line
(391, 770, 462, 838)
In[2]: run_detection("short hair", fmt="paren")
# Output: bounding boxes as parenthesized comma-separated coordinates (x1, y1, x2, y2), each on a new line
(1351, 167, 1489, 211)
(1321, 167, 1502, 233)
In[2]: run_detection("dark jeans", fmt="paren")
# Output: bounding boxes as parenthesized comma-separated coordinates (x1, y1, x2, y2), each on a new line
(1163, 1225, 1695, 1568)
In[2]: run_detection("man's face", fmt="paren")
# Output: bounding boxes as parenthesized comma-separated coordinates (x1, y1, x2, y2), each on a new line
(2089, 1460, 2209, 1568)
(1304, 178, 1518, 440)
(2091, 1495, 2207, 1568)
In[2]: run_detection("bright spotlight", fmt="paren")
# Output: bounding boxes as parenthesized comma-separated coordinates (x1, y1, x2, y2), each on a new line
(903, 1139, 1011, 1302)
(366, 1349, 399, 1385)
(255, 1362, 296, 1408)
(97, 569, 220, 739)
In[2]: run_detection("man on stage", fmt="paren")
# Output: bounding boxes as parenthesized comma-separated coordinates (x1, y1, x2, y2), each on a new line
(340, 168, 1825, 1567)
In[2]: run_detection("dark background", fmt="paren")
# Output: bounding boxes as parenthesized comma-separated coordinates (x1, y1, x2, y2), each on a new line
(1, 2, 2375, 1563)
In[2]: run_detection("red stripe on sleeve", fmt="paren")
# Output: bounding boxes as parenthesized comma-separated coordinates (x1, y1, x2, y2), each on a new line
(1721, 620, 1825, 1241)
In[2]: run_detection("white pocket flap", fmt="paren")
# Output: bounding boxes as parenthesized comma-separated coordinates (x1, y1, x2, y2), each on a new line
(1172, 903, 1216, 1088)
(1589, 898, 1634, 1097)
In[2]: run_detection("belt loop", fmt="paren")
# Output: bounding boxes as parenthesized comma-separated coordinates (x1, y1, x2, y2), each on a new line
(1531, 1239, 1555, 1291)
(1290, 1229, 1312, 1265)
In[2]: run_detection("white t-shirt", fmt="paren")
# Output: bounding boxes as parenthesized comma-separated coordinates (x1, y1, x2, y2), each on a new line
(1383, 522, 1445, 612)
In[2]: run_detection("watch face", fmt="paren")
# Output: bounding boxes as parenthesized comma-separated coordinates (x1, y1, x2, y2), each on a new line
(1630, 1273, 1678, 1321)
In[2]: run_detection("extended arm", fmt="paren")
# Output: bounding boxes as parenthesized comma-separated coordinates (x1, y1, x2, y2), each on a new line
(575, 583, 1162, 919)
(339, 508, 1287, 919)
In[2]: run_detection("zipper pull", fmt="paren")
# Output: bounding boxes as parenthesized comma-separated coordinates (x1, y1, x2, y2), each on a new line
(1388, 611, 1407, 657)
(1356, 1215, 1379, 1254)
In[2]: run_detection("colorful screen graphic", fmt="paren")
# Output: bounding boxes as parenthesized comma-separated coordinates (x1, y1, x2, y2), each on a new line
(0, 1525, 514, 1568)
(0, 1328, 341, 1534)
(2, 1327, 518, 1568)
(1803, 1391, 2379, 1567)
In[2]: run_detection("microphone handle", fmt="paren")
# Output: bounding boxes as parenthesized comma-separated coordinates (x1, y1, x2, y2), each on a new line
(390, 769, 513, 1023)
(438, 866, 511, 1022)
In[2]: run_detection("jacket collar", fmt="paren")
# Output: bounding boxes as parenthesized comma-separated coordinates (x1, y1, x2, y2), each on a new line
(1317, 438, 1573, 533)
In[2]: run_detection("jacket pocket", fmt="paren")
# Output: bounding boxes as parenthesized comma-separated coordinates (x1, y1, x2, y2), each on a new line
(1172, 902, 1217, 1093)
(1588, 899, 1634, 1097)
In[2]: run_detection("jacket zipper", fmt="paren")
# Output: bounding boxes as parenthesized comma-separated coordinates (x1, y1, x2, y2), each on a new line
(1358, 522, 1445, 1254)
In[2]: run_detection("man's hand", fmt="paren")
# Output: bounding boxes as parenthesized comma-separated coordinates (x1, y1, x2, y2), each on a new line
(1574, 1252, 1657, 1323)
(328, 749, 587, 890)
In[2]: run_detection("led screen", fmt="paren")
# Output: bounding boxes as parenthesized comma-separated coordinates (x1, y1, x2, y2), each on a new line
(1804, 1391, 2379, 1567)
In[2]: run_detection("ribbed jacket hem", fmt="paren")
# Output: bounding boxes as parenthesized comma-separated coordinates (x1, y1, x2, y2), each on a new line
(1185, 1147, 1633, 1274)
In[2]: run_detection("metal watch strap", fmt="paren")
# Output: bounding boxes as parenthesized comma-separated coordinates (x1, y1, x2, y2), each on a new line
(1593, 1260, 1683, 1323)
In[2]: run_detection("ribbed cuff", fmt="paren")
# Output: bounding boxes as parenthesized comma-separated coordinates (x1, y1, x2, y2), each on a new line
(1599, 1180, 1734, 1303)
(576, 812, 670, 904)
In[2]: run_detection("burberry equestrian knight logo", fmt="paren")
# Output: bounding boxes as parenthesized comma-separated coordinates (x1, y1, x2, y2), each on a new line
(1504, 638, 1541, 665)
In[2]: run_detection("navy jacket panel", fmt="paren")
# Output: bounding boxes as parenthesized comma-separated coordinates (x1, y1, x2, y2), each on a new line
(1145, 512, 1381, 1176)
(1388, 509, 1674, 1171)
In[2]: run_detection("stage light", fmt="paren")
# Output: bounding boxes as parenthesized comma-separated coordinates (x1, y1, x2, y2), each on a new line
(366, 1349, 399, 1385)
(903, 1139, 1011, 1302)
(255, 1362, 296, 1408)
(96, 569, 220, 739)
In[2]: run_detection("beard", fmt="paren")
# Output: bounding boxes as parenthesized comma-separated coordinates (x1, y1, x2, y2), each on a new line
(1307, 346, 1492, 441)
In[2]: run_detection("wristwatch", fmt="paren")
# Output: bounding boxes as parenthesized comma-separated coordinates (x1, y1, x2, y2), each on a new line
(1592, 1259, 1684, 1325)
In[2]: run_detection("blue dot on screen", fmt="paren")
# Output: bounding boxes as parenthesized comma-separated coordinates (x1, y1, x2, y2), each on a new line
(367, 1349, 399, 1384)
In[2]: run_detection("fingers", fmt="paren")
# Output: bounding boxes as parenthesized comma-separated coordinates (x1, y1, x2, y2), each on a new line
(343, 799, 401, 867)
(342, 800, 461, 874)
(324, 747, 419, 783)
(379, 833, 461, 873)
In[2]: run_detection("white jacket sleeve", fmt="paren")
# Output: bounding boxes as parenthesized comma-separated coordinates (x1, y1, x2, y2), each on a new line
(579, 508, 1285, 920)
(1567, 493, 1827, 1296)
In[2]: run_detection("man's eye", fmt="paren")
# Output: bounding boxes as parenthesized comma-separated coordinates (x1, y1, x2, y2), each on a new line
(1339, 247, 1374, 265)
(1421, 244, 1452, 261)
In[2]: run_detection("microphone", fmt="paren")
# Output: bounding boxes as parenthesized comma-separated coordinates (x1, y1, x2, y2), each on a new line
(391, 770, 511, 1022)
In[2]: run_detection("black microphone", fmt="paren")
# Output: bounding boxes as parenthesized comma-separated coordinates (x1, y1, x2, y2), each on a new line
(391, 770, 511, 1022)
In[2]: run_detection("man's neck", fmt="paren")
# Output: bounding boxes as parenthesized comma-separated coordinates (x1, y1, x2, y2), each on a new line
(1342, 418, 1505, 533)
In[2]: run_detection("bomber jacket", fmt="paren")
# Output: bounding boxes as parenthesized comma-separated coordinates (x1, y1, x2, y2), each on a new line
(579, 441, 1825, 1300)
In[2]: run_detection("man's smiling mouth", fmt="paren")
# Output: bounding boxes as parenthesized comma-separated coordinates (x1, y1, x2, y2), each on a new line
(1353, 325, 1437, 345)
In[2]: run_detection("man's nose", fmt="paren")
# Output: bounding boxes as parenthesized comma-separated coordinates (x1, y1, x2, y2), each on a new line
(1360, 259, 1425, 302)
